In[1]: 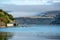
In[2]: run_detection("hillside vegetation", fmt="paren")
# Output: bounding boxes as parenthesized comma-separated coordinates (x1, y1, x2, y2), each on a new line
(0, 9, 14, 27)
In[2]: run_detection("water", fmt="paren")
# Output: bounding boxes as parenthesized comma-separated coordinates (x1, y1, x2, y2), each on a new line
(0, 25, 60, 40)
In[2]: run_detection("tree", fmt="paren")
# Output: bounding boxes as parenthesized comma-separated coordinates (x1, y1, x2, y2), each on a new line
(0, 9, 14, 27)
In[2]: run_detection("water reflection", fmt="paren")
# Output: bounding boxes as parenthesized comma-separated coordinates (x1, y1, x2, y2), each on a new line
(0, 32, 60, 40)
(0, 32, 13, 40)
(37, 32, 60, 39)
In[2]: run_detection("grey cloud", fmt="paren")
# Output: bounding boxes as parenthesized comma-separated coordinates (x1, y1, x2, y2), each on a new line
(0, 3, 60, 17)
(0, 3, 60, 12)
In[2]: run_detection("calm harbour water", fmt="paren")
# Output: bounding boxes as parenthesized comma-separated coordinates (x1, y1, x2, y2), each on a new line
(0, 25, 60, 40)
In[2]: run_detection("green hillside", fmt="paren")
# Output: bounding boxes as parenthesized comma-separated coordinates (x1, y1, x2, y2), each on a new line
(0, 9, 14, 27)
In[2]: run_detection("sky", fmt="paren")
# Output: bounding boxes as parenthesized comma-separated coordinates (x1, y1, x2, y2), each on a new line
(0, 0, 60, 17)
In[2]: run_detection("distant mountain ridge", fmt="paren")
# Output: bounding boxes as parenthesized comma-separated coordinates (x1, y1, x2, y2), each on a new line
(37, 11, 60, 17)
(15, 11, 60, 25)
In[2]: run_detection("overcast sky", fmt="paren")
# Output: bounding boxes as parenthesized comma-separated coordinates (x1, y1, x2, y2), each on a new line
(0, 0, 60, 17)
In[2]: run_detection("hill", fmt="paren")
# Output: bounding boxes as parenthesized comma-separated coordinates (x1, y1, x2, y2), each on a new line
(51, 13, 60, 24)
(15, 11, 60, 25)
(0, 9, 14, 27)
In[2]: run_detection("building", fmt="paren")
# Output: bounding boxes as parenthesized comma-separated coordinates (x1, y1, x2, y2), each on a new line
(7, 22, 17, 27)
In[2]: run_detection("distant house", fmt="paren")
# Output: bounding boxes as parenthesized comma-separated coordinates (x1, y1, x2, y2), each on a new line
(7, 22, 16, 27)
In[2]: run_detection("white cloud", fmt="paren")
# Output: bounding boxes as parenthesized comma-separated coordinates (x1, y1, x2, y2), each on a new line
(1, 0, 60, 5)
(53, 0, 60, 3)
(10, 0, 52, 5)
(0, 0, 60, 5)
(0, 0, 53, 5)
